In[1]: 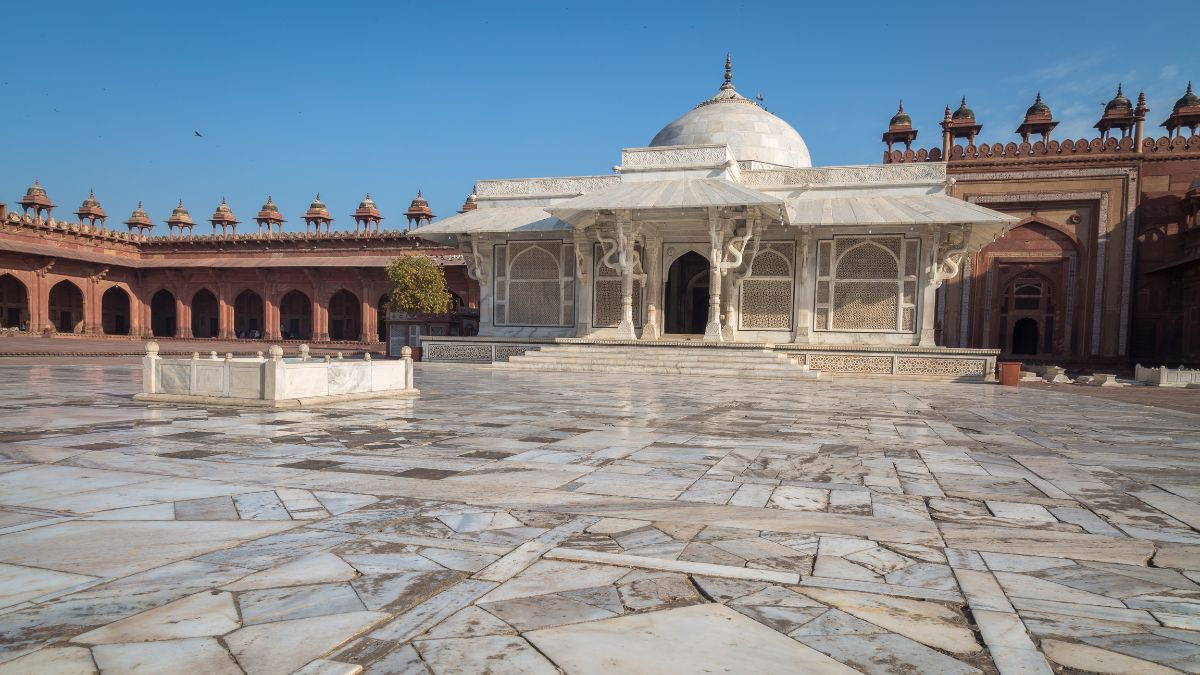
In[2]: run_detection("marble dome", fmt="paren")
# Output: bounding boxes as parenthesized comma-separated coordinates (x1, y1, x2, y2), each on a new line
(649, 58, 811, 169)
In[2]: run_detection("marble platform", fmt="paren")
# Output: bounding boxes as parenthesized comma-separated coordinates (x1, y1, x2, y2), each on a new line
(135, 342, 418, 408)
(0, 360, 1198, 673)
(423, 336, 999, 382)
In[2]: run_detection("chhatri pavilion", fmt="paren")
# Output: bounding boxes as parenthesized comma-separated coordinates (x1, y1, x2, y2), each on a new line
(416, 58, 1019, 379)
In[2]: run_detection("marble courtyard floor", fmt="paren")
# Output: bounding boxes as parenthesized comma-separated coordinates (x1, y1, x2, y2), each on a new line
(0, 363, 1199, 674)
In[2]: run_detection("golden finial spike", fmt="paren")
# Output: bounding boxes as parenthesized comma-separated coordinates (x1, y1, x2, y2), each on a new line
(722, 53, 733, 89)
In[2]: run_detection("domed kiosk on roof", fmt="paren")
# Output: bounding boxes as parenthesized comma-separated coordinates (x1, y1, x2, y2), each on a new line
(649, 55, 811, 169)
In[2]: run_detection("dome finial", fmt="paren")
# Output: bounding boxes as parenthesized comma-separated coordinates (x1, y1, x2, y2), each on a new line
(1117, 83, 1123, 97)
(722, 53, 733, 90)
(898, 99, 904, 113)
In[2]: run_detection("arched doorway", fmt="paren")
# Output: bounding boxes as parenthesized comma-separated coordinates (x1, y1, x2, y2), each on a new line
(48, 281, 84, 333)
(279, 290, 312, 340)
(101, 287, 131, 335)
(665, 251, 709, 334)
(0, 274, 29, 329)
(1012, 318, 1039, 355)
(234, 290, 264, 338)
(378, 294, 389, 343)
(998, 276, 1056, 356)
(328, 290, 361, 341)
(151, 290, 177, 337)
(191, 289, 219, 338)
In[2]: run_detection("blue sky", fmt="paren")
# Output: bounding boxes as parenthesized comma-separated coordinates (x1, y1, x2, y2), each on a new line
(1, 0, 1193, 232)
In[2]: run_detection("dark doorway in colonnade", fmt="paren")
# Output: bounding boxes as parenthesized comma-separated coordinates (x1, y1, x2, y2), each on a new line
(101, 287, 130, 335)
(279, 290, 312, 340)
(378, 295, 389, 343)
(664, 251, 710, 334)
(150, 290, 177, 337)
(0, 274, 29, 329)
(328, 290, 361, 341)
(1011, 318, 1039, 355)
(48, 281, 84, 333)
(234, 290, 264, 338)
(191, 289, 219, 338)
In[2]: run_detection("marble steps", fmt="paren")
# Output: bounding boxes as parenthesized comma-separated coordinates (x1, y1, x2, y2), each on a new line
(497, 345, 820, 379)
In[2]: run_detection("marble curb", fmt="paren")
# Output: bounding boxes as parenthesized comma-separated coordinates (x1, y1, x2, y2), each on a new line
(133, 389, 420, 409)
(798, 576, 963, 603)
(544, 547, 801, 585)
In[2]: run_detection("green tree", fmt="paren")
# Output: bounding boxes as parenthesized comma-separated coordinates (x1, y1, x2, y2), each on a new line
(385, 255, 453, 315)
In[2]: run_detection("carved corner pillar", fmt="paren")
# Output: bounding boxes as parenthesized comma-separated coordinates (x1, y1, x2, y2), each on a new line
(704, 211, 726, 341)
(572, 234, 594, 337)
(460, 235, 494, 331)
(791, 229, 812, 344)
(614, 217, 638, 340)
(926, 225, 969, 347)
(720, 217, 762, 342)
(641, 236, 662, 340)
(596, 216, 641, 340)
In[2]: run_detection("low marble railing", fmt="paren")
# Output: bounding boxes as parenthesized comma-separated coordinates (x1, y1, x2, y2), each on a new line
(137, 341, 416, 406)
(1134, 364, 1200, 387)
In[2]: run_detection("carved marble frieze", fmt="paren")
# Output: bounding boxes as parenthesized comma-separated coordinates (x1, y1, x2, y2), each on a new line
(741, 163, 946, 188)
(474, 176, 619, 198)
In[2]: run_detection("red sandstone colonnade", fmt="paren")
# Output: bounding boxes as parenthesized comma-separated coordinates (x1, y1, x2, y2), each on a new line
(0, 247, 476, 342)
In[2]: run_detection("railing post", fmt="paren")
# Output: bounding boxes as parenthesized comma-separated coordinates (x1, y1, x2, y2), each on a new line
(402, 345, 414, 390)
(143, 341, 160, 394)
(264, 344, 285, 401)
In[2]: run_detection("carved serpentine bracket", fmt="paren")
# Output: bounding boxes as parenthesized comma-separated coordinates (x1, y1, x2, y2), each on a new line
(932, 225, 970, 289)
(596, 219, 645, 283)
(573, 236, 590, 288)
(459, 235, 490, 286)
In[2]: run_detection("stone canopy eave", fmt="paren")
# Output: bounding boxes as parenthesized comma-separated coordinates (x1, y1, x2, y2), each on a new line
(544, 178, 788, 230)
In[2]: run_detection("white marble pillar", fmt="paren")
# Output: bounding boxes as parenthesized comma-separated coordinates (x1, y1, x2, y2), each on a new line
(573, 235, 593, 337)
(791, 228, 812, 343)
(919, 228, 939, 346)
(460, 235, 494, 330)
(704, 212, 724, 341)
(614, 218, 638, 340)
(642, 236, 662, 340)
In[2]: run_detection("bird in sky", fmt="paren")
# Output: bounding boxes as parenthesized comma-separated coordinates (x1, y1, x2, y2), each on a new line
(194, 131, 203, 137)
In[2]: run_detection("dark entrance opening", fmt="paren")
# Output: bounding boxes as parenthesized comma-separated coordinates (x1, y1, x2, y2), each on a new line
(49, 281, 84, 333)
(1012, 317, 1039, 355)
(328, 289, 361, 341)
(665, 251, 709, 334)
(101, 286, 131, 335)
(0, 274, 29, 329)
(234, 290, 264, 338)
(279, 290, 312, 340)
(192, 289, 219, 338)
(151, 290, 177, 337)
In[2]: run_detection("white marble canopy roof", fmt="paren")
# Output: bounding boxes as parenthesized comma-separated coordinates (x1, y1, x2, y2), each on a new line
(411, 206, 570, 237)
(546, 178, 786, 228)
